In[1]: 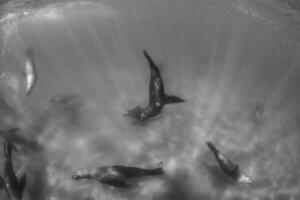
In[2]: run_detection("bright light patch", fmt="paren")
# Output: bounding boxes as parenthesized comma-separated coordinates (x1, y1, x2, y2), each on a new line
(30, 5, 64, 21)
(75, 137, 87, 149)
(165, 158, 178, 174)
(39, 8, 62, 20)
(237, 173, 252, 184)
(127, 141, 142, 154)
(139, 180, 165, 196)
(23, 10, 30, 16)
(0, 72, 20, 93)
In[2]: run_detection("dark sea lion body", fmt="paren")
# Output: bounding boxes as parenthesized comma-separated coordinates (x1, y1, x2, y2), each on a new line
(2, 142, 27, 200)
(72, 165, 164, 188)
(125, 50, 184, 121)
(206, 141, 252, 184)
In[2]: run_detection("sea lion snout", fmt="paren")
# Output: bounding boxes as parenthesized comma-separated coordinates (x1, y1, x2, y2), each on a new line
(71, 173, 80, 180)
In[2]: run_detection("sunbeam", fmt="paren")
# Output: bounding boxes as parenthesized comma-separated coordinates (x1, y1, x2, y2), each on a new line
(0, 0, 300, 200)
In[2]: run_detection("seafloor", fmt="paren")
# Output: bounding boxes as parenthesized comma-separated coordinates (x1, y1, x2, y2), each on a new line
(0, 0, 300, 200)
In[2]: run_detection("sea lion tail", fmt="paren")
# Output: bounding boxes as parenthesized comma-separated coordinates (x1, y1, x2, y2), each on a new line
(206, 141, 219, 156)
(146, 168, 164, 176)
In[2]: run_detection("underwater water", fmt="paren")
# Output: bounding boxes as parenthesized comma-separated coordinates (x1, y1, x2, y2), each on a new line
(0, 0, 300, 199)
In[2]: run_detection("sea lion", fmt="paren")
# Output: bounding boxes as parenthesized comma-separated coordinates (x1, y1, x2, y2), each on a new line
(0, 127, 41, 151)
(2, 142, 27, 200)
(206, 141, 252, 184)
(124, 50, 184, 121)
(72, 165, 164, 188)
(23, 48, 38, 95)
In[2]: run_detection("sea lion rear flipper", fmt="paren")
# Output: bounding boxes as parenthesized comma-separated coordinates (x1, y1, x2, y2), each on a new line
(157, 161, 163, 168)
(164, 95, 185, 104)
(18, 174, 27, 192)
(148, 167, 164, 176)
(133, 105, 142, 111)
(124, 105, 141, 116)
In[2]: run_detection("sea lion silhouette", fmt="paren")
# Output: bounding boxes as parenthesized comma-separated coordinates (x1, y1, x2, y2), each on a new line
(124, 50, 184, 121)
(72, 165, 164, 188)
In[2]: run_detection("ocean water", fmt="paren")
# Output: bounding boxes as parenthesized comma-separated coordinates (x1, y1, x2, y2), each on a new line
(0, 0, 300, 199)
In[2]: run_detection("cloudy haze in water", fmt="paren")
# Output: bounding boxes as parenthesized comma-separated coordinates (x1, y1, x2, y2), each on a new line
(0, 0, 300, 199)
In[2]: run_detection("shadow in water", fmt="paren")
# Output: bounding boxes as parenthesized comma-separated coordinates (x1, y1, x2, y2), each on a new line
(159, 169, 210, 200)
(25, 153, 48, 200)
(202, 162, 237, 191)
(126, 115, 163, 127)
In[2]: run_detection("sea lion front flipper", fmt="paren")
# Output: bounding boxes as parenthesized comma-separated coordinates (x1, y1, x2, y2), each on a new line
(100, 177, 130, 188)
(131, 105, 141, 111)
(124, 105, 142, 116)
(18, 174, 27, 192)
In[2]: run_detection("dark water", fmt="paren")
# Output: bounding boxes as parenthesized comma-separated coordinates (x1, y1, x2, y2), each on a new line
(0, 0, 300, 199)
